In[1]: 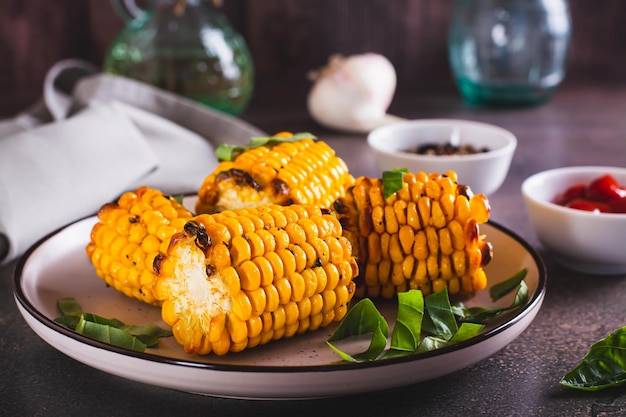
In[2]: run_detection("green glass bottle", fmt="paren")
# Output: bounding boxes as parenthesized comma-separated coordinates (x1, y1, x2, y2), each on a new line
(448, 0, 571, 107)
(104, 0, 254, 115)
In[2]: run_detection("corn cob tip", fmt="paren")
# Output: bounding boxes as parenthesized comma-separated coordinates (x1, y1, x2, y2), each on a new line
(85, 186, 193, 306)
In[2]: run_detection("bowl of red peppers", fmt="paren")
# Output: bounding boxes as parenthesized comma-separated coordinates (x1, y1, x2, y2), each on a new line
(521, 166, 626, 275)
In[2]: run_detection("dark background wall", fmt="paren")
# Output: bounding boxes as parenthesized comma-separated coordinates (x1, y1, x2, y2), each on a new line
(1, 0, 624, 117)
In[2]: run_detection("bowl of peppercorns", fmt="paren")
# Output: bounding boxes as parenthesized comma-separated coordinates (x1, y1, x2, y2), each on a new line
(367, 119, 517, 195)
(521, 166, 626, 275)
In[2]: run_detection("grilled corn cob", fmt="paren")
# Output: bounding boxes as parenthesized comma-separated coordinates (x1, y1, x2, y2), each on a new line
(86, 186, 193, 305)
(333, 170, 492, 299)
(152, 204, 359, 355)
(195, 132, 354, 214)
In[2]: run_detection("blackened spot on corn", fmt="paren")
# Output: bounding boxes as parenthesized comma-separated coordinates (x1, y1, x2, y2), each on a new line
(458, 184, 474, 198)
(195, 230, 211, 250)
(479, 241, 493, 266)
(215, 171, 230, 182)
(153, 253, 165, 274)
(129, 215, 139, 224)
(184, 221, 201, 236)
(333, 198, 349, 214)
(360, 206, 373, 236)
(230, 168, 261, 191)
(338, 217, 355, 232)
(271, 178, 290, 197)
(314, 258, 323, 267)
(206, 264, 217, 277)
(466, 219, 478, 244)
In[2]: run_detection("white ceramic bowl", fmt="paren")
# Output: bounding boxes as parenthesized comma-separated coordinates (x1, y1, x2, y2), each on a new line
(521, 166, 626, 275)
(367, 119, 517, 195)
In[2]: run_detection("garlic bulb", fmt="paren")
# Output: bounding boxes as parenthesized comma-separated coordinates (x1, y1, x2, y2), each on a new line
(307, 53, 405, 133)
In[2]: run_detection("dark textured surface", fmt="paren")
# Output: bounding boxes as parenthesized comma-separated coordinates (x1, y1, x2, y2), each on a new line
(2, 86, 626, 416)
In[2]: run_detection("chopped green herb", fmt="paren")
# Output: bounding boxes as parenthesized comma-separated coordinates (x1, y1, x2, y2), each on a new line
(215, 132, 317, 161)
(326, 298, 389, 362)
(381, 168, 408, 199)
(422, 288, 458, 341)
(455, 281, 529, 323)
(490, 268, 527, 302)
(54, 297, 172, 352)
(57, 297, 83, 317)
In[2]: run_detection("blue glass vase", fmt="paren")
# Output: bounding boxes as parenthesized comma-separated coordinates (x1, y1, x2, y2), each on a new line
(448, 0, 571, 107)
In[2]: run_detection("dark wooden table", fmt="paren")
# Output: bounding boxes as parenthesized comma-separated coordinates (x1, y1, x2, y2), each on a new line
(2, 85, 626, 416)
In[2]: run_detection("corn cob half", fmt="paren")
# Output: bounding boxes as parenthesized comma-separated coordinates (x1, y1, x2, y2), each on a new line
(333, 170, 493, 300)
(152, 204, 359, 355)
(195, 132, 354, 214)
(86, 186, 193, 305)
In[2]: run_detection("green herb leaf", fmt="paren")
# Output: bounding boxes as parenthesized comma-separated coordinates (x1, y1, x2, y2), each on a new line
(450, 322, 484, 342)
(54, 298, 172, 351)
(416, 323, 483, 353)
(382, 168, 408, 199)
(75, 315, 147, 352)
(455, 280, 529, 323)
(327, 298, 389, 362)
(215, 144, 241, 161)
(390, 290, 424, 351)
(422, 288, 458, 340)
(560, 326, 626, 391)
(381, 290, 424, 359)
(215, 132, 317, 161)
(53, 315, 80, 329)
(121, 323, 174, 347)
(57, 297, 83, 317)
(490, 268, 527, 302)
(416, 336, 449, 353)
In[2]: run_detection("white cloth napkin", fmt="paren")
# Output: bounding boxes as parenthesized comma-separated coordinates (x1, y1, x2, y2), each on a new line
(0, 59, 265, 265)
(0, 101, 158, 264)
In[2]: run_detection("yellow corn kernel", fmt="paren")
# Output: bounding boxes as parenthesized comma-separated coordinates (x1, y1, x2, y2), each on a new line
(247, 287, 267, 316)
(230, 235, 251, 265)
(253, 256, 274, 287)
(277, 248, 297, 277)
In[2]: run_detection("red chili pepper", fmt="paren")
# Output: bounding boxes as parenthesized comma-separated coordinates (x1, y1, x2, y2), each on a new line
(565, 198, 613, 213)
(554, 183, 586, 205)
(612, 197, 626, 214)
(586, 174, 626, 203)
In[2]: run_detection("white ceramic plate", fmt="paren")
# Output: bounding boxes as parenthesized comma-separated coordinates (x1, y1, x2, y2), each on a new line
(14, 216, 546, 400)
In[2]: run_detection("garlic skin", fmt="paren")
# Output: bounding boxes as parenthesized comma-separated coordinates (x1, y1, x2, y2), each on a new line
(307, 53, 405, 133)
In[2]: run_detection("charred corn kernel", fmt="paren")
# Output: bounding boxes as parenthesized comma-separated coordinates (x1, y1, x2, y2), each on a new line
(86, 186, 192, 305)
(153, 204, 358, 355)
(333, 170, 492, 299)
(196, 134, 354, 214)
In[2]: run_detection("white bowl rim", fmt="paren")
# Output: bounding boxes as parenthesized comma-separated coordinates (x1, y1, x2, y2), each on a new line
(367, 118, 518, 162)
(521, 165, 626, 218)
